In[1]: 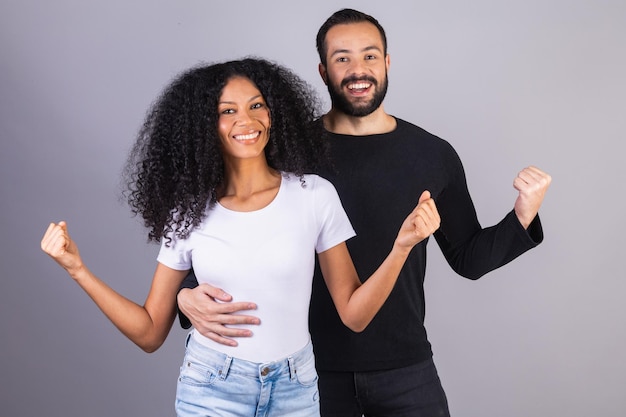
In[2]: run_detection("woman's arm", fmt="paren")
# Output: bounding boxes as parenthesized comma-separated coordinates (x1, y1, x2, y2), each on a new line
(40, 221, 187, 352)
(318, 191, 440, 332)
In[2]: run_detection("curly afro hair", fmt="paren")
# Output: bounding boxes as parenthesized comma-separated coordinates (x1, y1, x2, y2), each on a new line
(123, 57, 327, 244)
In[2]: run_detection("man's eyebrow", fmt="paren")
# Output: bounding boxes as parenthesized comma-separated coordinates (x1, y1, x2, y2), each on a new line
(329, 45, 383, 58)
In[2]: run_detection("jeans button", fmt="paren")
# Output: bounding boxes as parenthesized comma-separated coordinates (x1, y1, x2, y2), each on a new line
(261, 367, 270, 376)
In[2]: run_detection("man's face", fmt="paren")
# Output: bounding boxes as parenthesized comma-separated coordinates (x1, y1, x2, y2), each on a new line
(320, 21, 389, 117)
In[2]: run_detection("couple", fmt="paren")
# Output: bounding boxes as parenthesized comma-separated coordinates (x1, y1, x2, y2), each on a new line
(42, 8, 551, 417)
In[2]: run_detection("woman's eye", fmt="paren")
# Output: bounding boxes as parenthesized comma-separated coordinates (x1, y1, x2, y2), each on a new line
(251, 102, 264, 110)
(221, 108, 235, 115)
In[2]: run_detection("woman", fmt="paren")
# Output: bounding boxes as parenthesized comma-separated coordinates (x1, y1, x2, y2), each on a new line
(40, 58, 440, 416)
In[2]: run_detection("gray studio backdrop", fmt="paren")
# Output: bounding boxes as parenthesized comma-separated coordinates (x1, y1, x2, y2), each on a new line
(1, 1, 625, 416)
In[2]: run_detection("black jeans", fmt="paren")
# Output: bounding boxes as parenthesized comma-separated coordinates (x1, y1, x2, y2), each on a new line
(318, 358, 450, 417)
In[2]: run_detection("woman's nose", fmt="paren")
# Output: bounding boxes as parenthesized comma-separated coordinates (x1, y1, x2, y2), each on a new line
(235, 110, 254, 126)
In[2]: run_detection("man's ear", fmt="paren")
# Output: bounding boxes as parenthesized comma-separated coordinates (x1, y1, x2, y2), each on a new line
(318, 63, 328, 85)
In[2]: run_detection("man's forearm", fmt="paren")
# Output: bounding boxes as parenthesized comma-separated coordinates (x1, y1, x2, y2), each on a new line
(177, 270, 200, 329)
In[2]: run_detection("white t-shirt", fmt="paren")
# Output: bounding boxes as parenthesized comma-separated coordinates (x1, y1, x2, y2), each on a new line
(157, 173, 355, 362)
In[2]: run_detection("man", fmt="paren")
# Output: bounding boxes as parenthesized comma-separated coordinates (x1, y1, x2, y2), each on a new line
(178, 8, 551, 416)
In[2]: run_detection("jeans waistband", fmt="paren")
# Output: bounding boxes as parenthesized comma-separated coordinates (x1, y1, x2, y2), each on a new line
(185, 330, 313, 382)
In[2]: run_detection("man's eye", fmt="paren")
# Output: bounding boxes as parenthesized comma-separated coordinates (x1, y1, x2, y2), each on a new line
(337, 57, 348, 63)
(365, 55, 376, 60)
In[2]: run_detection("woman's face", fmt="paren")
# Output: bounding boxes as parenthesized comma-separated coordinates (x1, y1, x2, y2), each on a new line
(217, 76, 271, 163)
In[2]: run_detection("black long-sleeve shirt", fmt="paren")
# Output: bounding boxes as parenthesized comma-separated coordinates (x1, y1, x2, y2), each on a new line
(308, 118, 542, 371)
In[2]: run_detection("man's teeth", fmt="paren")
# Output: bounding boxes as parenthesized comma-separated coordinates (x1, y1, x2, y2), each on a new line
(348, 82, 371, 90)
(234, 132, 259, 140)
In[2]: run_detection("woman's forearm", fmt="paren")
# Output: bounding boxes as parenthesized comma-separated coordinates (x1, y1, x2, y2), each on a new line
(70, 264, 177, 352)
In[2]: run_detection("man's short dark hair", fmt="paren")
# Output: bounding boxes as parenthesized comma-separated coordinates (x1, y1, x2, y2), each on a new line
(316, 8, 388, 67)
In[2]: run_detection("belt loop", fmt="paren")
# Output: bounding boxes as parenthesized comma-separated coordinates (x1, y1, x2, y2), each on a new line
(288, 356, 296, 381)
(219, 356, 233, 381)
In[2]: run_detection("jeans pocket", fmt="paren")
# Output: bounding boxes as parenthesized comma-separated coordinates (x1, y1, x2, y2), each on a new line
(294, 352, 318, 387)
(178, 355, 219, 387)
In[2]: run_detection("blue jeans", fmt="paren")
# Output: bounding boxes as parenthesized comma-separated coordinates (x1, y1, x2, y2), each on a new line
(175, 332, 320, 416)
(317, 358, 450, 417)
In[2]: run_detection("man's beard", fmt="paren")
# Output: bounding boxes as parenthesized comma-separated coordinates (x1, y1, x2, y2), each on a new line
(327, 74, 388, 117)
